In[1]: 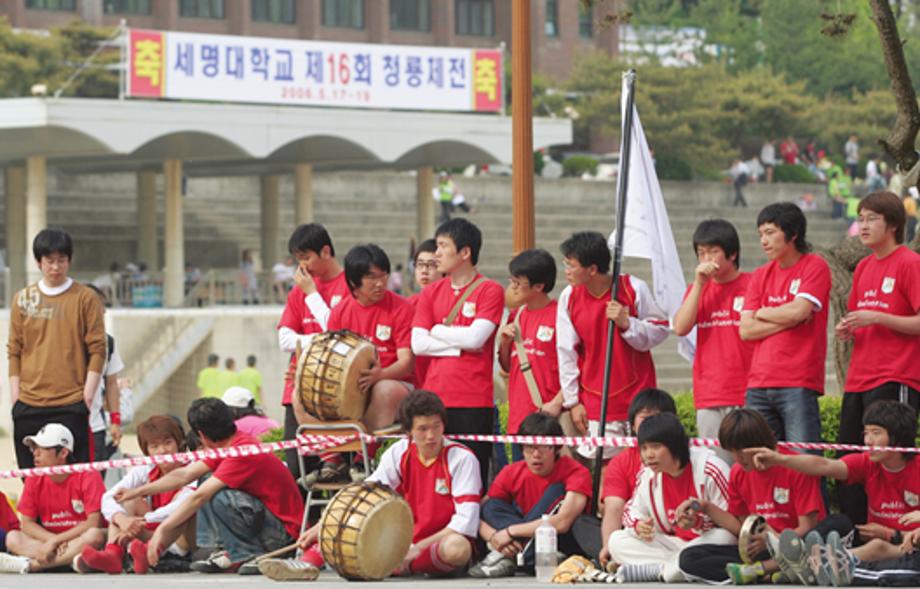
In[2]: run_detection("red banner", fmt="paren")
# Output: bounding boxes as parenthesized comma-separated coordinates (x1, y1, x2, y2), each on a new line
(473, 50, 503, 112)
(128, 29, 166, 98)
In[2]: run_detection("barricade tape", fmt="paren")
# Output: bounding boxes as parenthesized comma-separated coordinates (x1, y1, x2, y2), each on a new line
(4, 431, 916, 480)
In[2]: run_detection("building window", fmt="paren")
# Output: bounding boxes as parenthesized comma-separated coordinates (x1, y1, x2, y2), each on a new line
(456, 0, 493, 36)
(545, 0, 558, 37)
(179, 0, 225, 19)
(322, 0, 364, 29)
(104, 0, 152, 14)
(252, 0, 295, 23)
(25, 0, 75, 10)
(579, 2, 593, 38)
(390, 0, 430, 32)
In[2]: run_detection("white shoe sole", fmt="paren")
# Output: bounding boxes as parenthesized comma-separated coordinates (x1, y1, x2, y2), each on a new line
(258, 559, 320, 581)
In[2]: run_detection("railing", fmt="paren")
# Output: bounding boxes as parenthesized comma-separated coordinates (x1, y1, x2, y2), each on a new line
(73, 271, 166, 308)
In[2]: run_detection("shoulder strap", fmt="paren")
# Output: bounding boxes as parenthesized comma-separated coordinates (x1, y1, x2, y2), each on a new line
(443, 276, 487, 326)
(512, 309, 545, 410)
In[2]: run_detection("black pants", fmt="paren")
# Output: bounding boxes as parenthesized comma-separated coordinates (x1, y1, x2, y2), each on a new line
(92, 429, 117, 462)
(837, 383, 920, 525)
(679, 515, 855, 583)
(446, 407, 493, 488)
(733, 174, 748, 207)
(12, 400, 91, 469)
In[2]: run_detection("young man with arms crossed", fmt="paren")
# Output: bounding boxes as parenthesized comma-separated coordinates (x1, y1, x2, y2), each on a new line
(498, 249, 562, 461)
(556, 231, 669, 460)
(739, 203, 831, 447)
(276, 223, 350, 477)
(411, 219, 504, 484)
(835, 191, 920, 524)
(8, 228, 106, 467)
(673, 220, 753, 451)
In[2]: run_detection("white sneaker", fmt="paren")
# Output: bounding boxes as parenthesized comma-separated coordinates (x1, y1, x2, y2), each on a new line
(258, 558, 320, 581)
(0, 552, 30, 574)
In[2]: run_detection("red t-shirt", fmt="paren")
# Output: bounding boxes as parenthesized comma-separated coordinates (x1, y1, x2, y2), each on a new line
(0, 492, 20, 532)
(412, 275, 504, 408)
(408, 293, 431, 386)
(505, 302, 561, 434)
(328, 290, 415, 385)
(18, 471, 105, 533)
(601, 446, 643, 502)
(845, 247, 920, 392)
(728, 448, 824, 531)
(488, 456, 592, 515)
(686, 274, 754, 409)
(743, 254, 830, 393)
(660, 466, 700, 542)
(843, 452, 920, 532)
(203, 432, 305, 539)
(276, 272, 350, 404)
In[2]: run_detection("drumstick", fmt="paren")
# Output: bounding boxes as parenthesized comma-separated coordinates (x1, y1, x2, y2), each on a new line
(252, 542, 301, 563)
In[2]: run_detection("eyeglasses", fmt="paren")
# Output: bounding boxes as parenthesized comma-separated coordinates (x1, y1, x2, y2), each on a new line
(416, 262, 439, 270)
(857, 214, 884, 225)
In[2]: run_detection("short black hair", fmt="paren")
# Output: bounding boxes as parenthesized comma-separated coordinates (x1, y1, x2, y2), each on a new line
(627, 388, 677, 434)
(757, 203, 810, 253)
(246, 355, 256, 367)
(638, 413, 690, 468)
(693, 219, 741, 269)
(187, 398, 237, 443)
(415, 239, 437, 261)
(560, 231, 610, 273)
(718, 408, 776, 451)
(344, 244, 391, 293)
(518, 412, 564, 456)
(33, 228, 73, 262)
(207, 354, 219, 366)
(509, 249, 557, 295)
(288, 223, 335, 257)
(398, 390, 448, 432)
(436, 218, 482, 265)
(863, 400, 917, 458)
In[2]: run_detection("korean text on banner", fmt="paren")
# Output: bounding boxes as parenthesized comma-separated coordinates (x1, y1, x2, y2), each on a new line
(125, 28, 502, 113)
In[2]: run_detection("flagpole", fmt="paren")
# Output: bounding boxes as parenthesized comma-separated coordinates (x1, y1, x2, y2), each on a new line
(591, 69, 637, 514)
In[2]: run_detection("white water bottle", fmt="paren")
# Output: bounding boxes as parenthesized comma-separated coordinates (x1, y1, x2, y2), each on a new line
(534, 514, 557, 582)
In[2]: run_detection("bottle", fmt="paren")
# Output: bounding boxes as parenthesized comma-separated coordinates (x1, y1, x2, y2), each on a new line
(534, 514, 557, 582)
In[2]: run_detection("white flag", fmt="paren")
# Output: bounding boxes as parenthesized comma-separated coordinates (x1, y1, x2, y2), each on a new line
(608, 74, 696, 361)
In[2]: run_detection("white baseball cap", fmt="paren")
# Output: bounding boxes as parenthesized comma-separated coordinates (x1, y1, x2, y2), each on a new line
(222, 386, 255, 408)
(24, 423, 74, 452)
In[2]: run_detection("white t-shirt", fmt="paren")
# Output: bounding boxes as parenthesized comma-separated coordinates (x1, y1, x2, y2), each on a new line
(90, 348, 125, 433)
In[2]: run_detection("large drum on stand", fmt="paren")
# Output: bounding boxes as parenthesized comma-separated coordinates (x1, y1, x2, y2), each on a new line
(295, 330, 376, 420)
(319, 482, 414, 580)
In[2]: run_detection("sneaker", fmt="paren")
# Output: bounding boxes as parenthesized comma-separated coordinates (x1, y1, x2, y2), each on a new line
(237, 560, 262, 576)
(72, 554, 94, 574)
(616, 562, 663, 583)
(726, 562, 765, 585)
(190, 549, 240, 573)
(128, 540, 150, 575)
(316, 461, 350, 484)
(769, 529, 816, 586)
(259, 558, 320, 581)
(469, 551, 516, 578)
(823, 531, 856, 587)
(301, 543, 324, 568)
(349, 464, 369, 483)
(0, 552, 29, 574)
(805, 531, 833, 586)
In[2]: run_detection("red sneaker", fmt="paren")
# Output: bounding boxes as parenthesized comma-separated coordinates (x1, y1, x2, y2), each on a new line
(128, 540, 150, 575)
(301, 543, 324, 568)
(81, 543, 125, 575)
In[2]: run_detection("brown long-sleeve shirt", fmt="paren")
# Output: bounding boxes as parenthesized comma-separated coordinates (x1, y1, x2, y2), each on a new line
(7, 281, 106, 407)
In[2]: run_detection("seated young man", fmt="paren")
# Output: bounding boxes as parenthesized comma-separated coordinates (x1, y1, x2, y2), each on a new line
(607, 413, 734, 583)
(498, 249, 562, 463)
(75, 415, 196, 574)
(600, 388, 677, 570)
(314, 244, 416, 482)
(114, 398, 304, 576)
(747, 400, 920, 575)
(678, 408, 825, 585)
(0, 424, 106, 574)
(470, 412, 591, 578)
(281, 390, 481, 580)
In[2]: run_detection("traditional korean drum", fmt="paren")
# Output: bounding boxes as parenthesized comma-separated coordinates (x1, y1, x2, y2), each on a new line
(296, 330, 376, 420)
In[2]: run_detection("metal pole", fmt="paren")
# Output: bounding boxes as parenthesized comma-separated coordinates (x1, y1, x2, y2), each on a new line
(590, 70, 637, 514)
(511, 0, 535, 254)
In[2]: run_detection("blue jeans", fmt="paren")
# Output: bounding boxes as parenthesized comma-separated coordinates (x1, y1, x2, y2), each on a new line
(199, 488, 294, 562)
(745, 387, 822, 443)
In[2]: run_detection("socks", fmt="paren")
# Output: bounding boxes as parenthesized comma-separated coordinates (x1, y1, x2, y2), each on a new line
(410, 541, 457, 576)
(616, 562, 663, 583)
(81, 543, 125, 575)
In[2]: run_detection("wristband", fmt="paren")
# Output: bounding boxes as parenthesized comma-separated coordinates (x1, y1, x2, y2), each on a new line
(110, 412, 122, 425)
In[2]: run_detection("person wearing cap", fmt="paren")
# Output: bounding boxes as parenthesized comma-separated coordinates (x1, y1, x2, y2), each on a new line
(223, 386, 279, 438)
(0, 423, 106, 574)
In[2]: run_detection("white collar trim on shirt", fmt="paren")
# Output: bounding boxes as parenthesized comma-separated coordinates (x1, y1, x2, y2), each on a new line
(38, 278, 74, 296)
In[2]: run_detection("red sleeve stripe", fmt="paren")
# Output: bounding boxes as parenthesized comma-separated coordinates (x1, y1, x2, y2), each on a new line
(648, 319, 670, 325)
(453, 494, 480, 504)
(705, 465, 730, 499)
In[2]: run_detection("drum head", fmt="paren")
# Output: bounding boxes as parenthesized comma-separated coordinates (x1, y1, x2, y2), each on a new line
(337, 341, 375, 419)
(296, 331, 376, 421)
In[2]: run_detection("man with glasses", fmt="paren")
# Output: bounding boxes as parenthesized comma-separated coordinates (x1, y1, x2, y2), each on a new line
(408, 239, 442, 387)
(834, 191, 920, 524)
